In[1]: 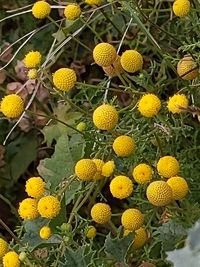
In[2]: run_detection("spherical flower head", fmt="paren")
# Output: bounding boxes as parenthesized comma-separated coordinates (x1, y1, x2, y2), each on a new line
(91, 203, 111, 224)
(1, 94, 24, 119)
(3, 251, 20, 267)
(138, 94, 161, 118)
(133, 163, 153, 184)
(103, 55, 124, 77)
(93, 43, 117, 67)
(0, 238, 8, 258)
(25, 177, 45, 198)
(93, 104, 118, 130)
(112, 135, 135, 157)
(27, 69, 37, 79)
(172, 0, 190, 17)
(24, 51, 42, 68)
(76, 122, 86, 131)
(32, 1, 51, 19)
(40, 226, 52, 240)
(102, 160, 115, 177)
(85, 0, 102, 5)
(120, 50, 143, 73)
(86, 226, 97, 238)
(146, 181, 172, 207)
(167, 176, 189, 200)
(18, 198, 39, 220)
(37, 195, 61, 219)
(133, 227, 148, 249)
(75, 159, 97, 181)
(167, 94, 188, 114)
(53, 68, 77, 92)
(64, 4, 81, 21)
(121, 208, 144, 231)
(92, 159, 104, 180)
(177, 56, 198, 80)
(110, 175, 133, 199)
(157, 156, 180, 178)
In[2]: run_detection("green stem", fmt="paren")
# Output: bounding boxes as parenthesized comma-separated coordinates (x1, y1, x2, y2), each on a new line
(79, 17, 103, 42)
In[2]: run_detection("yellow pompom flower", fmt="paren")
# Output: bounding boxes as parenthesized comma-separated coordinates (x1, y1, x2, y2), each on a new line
(103, 55, 124, 77)
(167, 176, 189, 200)
(93, 43, 117, 67)
(0, 238, 8, 259)
(53, 68, 77, 92)
(27, 69, 37, 79)
(92, 159, 104, 180)
(124, 227, 148, 249)
(133, 163, 153, 184)
(112, 135, 135, 157)
(40, 226, 52, 240)
(25, 177, 45, 198)
(0, 94, 24, 119)
(172, 0, 190, 17)
(146, 181, 172, 207)
(64, 4, 81, 21)
(167, 94, 188, 114)
(24, 51, 42, 68)
(18, 198, 39, 220)
(121, 208, 144, 231)
(102, 160, 115, 177)
(177, 56, 198, 80)
(32, 1, 51, 19)
(3, 251, 20, 267)
(138, 94, 161, 118)
(110, 175, 133, 199)
(91, 203, 111, 224)
(37, 195, 61, 219)
(86, 226, 97, 238)
(85, 0, 101, 5)
(75, 159, 97, 181)
(93, 104, 118, 130)
(120, 50, 143, 73)
(157, 156, 180, 178)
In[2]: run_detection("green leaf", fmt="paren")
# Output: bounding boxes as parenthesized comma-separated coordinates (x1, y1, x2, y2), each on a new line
(104, 233, 134, 265)
(37, 134, 85, 190)
(65, 180, 81, 205)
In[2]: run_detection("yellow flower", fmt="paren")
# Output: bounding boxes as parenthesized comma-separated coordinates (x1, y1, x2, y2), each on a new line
(172, 0, 190, 17)
(18, 198, 39, 220)
(40, 226, 52, 240)
(27, 69, 37, 79)
(102, 160, 115, 177)
(75, 159, 97, 181)
(146, 181, 172, 207)
(157, 156, 180, 178)
(0, 238, 8, 259)
(124, 227, 148, 249)
(32, 1, 51, 19)
(110, 175, 133, 199)
(121, 208, 144, 231)
(177, 56, 198, 80)
(64, 4, 81, 21)
(86, 226, 97, 238)
(93, 43, 117, 67)
(132, 163, 153, 184)
(91, 203, 111, 224)
(76, 122, 86, 131)
(24, 51, 42, 68)
(37, 195, 61, 219)
(92, 159, 105, 180)
(120, 50, 143, 73)
(167, 176, 189, 200)
(0, 94, 24, 118)
(3, 251, 20, 267)
(167, 94, 188, 114)
(25, 177, 45, 198)
(112, 135, 135, 157)
(93, 104, 118, 130)
(103, 55, 124, 77)
(85, 0, 102, 5)
(53, 68, 77, 92)
(138, 94, 161, 118)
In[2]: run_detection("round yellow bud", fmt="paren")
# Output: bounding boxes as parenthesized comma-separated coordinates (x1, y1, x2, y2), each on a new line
(167, 176, 189, 200)
(92, 159, 104, 180)
(3, 251, 20, 267)
(37, 195, 61, 219)
(91, 203, 111, 224)
(86, 226, 97, 238)
(18, 198, 39, 220)
(27, 69, 37, 79)
(93, 43, 117, 67)
(124, 227, 148, 249)
(102, 160, 115, 177)
(113, 135, 135, 157)
(40, 226, 52, 240)
(121, 208, 144, 231)
(0, 238, 8, 258)
(110, 175, 133, 199)
(76, 122, 86, 131)
(85, 0, 102, 5)
(25, 177, 45, 198)
(75, 159, 97, 181)
(93, 104, 118, 130)
(157, 156, 180, 178)
(120, 50, 143, 73)
(177, 56, 198, 80)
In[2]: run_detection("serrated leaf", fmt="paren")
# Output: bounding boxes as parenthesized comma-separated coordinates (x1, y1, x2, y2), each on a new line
(65, 179, 81, 205)
(104, 233, 134, 265)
